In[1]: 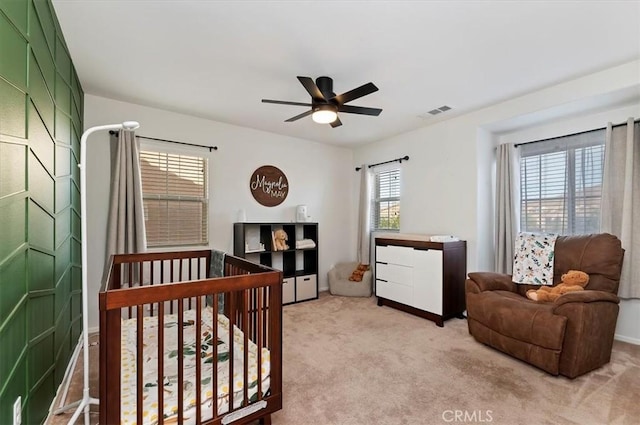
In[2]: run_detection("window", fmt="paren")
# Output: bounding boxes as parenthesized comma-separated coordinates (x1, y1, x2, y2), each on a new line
(372, 168, 400, 231)
(519, 129, 605, 235)
(140, 149, 208, 247)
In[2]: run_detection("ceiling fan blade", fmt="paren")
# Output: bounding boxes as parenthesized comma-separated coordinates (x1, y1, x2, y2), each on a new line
(339, 104, 382, 116)
(333, 82, 378, 105)
(330, 117, 343, 128)
(285, 109, 313, 122)
(297, 76, 326, 101)
(262, 99, 312, 107)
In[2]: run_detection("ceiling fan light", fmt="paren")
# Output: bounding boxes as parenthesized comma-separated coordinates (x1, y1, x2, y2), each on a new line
(312, 105, 338, 124)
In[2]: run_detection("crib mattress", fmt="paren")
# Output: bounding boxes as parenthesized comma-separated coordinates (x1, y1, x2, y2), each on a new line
(119, 307, 270, 425)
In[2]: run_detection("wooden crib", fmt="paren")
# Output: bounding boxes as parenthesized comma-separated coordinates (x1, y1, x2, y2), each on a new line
(99, 250, 282, 424)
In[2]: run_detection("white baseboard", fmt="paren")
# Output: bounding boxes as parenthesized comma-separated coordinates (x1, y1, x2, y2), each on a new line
(615, 333, 640, 345)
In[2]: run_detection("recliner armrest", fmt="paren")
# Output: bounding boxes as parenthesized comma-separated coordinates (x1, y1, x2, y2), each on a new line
(552, 290, 620, 309)
(467, 272, 517, 293)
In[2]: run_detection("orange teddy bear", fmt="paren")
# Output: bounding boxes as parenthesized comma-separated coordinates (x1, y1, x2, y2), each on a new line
(349, 263, 370, 282)
(526, 270, 589, 302)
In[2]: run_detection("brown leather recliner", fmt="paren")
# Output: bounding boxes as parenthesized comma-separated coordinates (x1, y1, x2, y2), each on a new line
(465, 233, 624, 378)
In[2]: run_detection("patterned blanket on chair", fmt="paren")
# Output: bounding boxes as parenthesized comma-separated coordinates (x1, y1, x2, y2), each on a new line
(512, 232, 557, 285)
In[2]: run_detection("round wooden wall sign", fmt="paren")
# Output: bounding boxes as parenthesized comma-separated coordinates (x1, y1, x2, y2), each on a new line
(249, 165, 289, 207)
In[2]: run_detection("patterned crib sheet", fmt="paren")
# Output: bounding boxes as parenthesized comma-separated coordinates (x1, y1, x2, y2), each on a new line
(120, 307, 271, 425)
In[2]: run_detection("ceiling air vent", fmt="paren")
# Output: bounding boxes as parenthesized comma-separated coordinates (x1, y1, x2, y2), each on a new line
(419, 105, 453, 119)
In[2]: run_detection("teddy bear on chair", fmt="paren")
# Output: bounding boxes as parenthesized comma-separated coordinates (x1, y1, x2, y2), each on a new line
(526, 269, 589, 302)
(273, 229, 289, 251)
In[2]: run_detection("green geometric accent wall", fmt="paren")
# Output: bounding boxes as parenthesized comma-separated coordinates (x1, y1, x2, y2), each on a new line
(0, 0, 83, 423)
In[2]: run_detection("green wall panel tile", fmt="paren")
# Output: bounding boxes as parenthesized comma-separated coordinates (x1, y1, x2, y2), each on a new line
(55, 176, 71, 214)
(0, 78, 27, 138)
(0, 141, 27, 199)
(71, 209, 81, 239)
(55, 207, 70, 248)
(28, 2, 55, 91)
(0, 356, 26, 425)
(32, 0, 56, 56)
(55, 36, 71, 85)
(28, 249, 54, 292)
(26, 370, 54, 425)
(55, 74, 71, 118)
(71, 238, 81, 267)
(28, 295, 54, 342)
(28, 55, 55, 135)
(71, 315, 81, 344)
(27, 102, 54, 172)
(71, 291, 81, 320)
(54, 237, 70, 283)
(54, 268, 70, 319)
(0, 13, 27, 91)
(71, 146, 79, 183)
(0, 198, 27, 261)
(55, 107, 72, 146)
(29, 150, 54, 212)
(0, 305, 26, 389)
(28, 200, 54, 251)
(71, 70, 81, 114)
(0, 0, 28, 36)
(0, 249, 27, 319)
(71, 264, 81, 291)
(55, 144, 71, 177)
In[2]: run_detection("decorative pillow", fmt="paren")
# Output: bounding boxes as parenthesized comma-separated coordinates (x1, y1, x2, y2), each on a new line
(349, 263, 370, 282)
(512, 232, 557, 285)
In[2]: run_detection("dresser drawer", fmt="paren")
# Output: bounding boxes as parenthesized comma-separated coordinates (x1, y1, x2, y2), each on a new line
(376, 262, 413, 286)
(376, 279, 412, 306)
(376, 245, 413, 266)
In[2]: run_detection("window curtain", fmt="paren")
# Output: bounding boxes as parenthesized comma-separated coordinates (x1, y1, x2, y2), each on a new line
(494, 143, 519, 274)
(357, 165, 373, 265)
(601, 118, 640, 299)
(105, 130, 147, 270)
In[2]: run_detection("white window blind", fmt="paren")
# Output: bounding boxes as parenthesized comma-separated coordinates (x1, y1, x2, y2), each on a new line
(372, 168, 400, 231)
(519, 129, 605, 235)
(140, 150, 208, 247)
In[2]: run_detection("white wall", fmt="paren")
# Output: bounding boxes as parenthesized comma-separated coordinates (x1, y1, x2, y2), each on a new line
(354, 60, 640, 343)
(84, 95, 356, 329)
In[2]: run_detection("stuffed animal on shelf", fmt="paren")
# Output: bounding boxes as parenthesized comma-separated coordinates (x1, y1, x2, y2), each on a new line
(349, 263, 370, 282)
(273, 229, 289, 251)
(526, 270, 589, 302)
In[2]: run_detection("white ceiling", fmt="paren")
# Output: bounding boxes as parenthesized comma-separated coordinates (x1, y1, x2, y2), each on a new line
(51, 0, 640, 147)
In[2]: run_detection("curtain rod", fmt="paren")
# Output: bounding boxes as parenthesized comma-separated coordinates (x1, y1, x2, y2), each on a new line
(514, 118, 640, 148)
(109, 130, 218, 152)
(355, 155, 409, 171)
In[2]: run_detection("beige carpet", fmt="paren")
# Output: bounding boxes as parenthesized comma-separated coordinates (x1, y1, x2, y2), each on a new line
(49, 292, 640, 425)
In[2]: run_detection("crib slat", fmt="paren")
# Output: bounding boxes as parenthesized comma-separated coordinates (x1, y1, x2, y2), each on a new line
(228, 291, 235, 412)
(212, 292, 218, 420)
(195, 297, 202, 424)
(136, 305, 144, 425)
(150, 261, 155, 316)
(178, 298, 184, 424)
(257, 287, 263, 400)
(243, 289, 249, 406)
(158, 302, 165, 425)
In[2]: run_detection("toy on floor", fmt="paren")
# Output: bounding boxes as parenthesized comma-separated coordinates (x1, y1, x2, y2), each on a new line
(526, 269, 589, 302)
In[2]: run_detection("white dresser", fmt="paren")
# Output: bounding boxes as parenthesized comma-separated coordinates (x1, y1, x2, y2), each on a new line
(375, 235, 466, 326)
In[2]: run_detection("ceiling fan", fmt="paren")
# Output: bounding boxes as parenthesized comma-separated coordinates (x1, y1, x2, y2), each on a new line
(262, 76, 382, 128)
